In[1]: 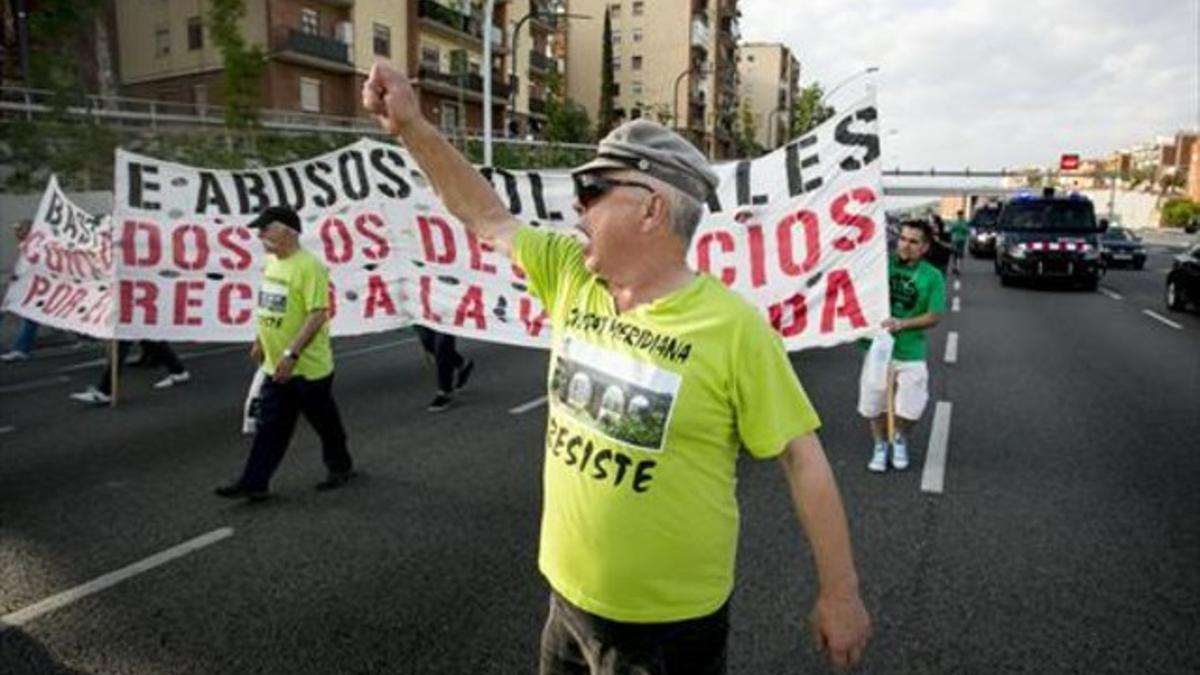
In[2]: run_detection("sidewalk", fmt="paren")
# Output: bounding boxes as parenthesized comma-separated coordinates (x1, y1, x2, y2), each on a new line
(1131, 227, 1197, 251)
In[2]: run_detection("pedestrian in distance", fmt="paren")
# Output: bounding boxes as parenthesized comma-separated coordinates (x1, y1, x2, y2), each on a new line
(362, 61, 871, 674)
(214, 206, 354, 502)
(413, 325, 474, 412)
(69, 340, 191, 405)
(949, 209, 970, 275)
(860, 219, 945, 473)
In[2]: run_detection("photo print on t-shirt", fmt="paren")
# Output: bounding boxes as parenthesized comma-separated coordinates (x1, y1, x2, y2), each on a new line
(258, 279, 289, 314)
(549, 336, 682, 453)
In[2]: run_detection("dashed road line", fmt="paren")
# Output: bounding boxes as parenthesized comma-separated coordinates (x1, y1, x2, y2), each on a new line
(56, 345, 245, 374)
(1142, 309, 1183, 330)
(951, 296, 961, 312)
(953, 279, 962, 291)
(0, 425, 15, 435)
(920, 402, 953, 494)
(944, 332, 959, 364)
(340, 337, 418, 360)
(1099, 286, 1123, 301)
(509, 395, 548, 415)
(0, 527, 234, 632)
(0, 375, 71, 395)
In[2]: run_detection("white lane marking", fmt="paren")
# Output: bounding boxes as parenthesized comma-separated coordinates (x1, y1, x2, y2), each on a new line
(951, 296, 961, 312)
(0, 527, 234, 632)
(509, 395, 548, 415)
(944, 332, 959, 364)
(1099, 287, 1123, 301)
(1142, 310, 1183, 330)
(55, 345, 245, 374)
(953, 279, 961, 291)
(340, 337, 418, 360)
(920, 402, 953, 494)
(56, 358, 106, 373)
(0, 375, 71, 395)
(0, 425, 15, 435)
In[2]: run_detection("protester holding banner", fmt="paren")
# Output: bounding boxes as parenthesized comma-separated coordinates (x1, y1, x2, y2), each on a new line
(2, 220, 41, 362)
(69, 340, 191, 405)
(362, 61, 871, 673)
(215, 206, 354, 502)
(413, 325, 475, 412)
(860, 220, 945, 473)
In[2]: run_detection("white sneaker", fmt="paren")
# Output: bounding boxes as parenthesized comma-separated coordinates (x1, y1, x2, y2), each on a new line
(153, 371, 191, 389)
(70, 387, 112, 405)
(0, 350, 29, 362)
(891, 435, 910, 471)
(868, 442, 888, 473)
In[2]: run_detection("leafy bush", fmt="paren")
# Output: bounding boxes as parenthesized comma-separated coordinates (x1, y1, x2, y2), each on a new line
(1161, 198, 1200, 228)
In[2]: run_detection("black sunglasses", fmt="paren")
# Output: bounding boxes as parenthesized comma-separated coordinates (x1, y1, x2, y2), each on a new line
(573, 173, 655, 209)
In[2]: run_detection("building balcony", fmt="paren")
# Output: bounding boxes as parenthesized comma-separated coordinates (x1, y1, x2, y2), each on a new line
(691, 17, 710, 50)
(417, 65, 511, 101)
(321, 0, 355, 8)
(418, 0, 485, 43)
(529, 95, 547, 116)
(276, 29, 355, 73)
(529, 50, 559, 74)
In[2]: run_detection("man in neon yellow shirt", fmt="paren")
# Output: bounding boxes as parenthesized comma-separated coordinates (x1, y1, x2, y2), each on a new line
(215, 206, 354, 501)
(363, 62, 871, 673)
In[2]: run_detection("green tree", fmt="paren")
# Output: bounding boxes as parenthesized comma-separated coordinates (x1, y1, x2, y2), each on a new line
(1161, 198, 1200, 228)
(543, 73, 592, 143)
(27, 0, 103, 104)
(734, 98, 764, 157)
(791, 82, 835, 137)
(596, 9, 618, 139)
(208, 0, 266, 130)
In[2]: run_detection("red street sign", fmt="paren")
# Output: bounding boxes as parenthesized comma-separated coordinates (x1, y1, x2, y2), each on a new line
(1060, 154, 1080, 171)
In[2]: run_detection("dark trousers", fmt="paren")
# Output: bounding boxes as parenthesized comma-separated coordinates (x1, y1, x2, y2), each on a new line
(99, 340, 185, 395)
(239, 374, 351, 491)
(414, 326, 464, 393)
(539, 592, 729, 675)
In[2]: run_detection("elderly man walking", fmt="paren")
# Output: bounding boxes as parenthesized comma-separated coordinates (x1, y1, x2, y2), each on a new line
(215, 206, 354, 501)
(363, 62, 870, 673)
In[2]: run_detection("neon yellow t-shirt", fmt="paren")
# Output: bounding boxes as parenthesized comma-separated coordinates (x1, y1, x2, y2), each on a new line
(514, 226, 821, 623)
(256, 247, 333, 379)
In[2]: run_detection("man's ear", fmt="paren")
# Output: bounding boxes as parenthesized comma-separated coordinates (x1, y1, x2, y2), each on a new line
(643, 193, 667, 234)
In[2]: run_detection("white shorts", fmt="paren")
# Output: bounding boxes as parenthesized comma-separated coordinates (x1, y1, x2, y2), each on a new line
(857, 356, 929, 421)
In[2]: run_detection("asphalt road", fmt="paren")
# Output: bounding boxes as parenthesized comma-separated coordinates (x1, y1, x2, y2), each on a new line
(2, 249, 1197, 674)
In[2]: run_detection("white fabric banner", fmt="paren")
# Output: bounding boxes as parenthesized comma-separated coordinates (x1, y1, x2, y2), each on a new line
(1, 175, 116, 339)
(106, 94, 886, 350)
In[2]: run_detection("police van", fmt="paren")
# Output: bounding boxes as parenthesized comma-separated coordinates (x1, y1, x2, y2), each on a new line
(994, 189, 1106, 290)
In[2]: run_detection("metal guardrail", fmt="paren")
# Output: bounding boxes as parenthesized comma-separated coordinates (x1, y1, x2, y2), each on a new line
(0, 86, 599, 151)
(0, 86, 382, 134)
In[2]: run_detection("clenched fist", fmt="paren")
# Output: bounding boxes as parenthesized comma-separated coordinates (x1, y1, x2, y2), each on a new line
(362, 62, 421, 136)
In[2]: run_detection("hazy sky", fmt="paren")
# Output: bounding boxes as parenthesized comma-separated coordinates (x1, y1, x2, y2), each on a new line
(740, 0, 1200, 170)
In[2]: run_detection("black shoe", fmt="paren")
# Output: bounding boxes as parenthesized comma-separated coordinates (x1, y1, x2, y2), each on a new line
(315, 469, 357, 491)
(427, 393, 452, 412)
(454, 359, 475, 391)
(213, 482, 271, 502)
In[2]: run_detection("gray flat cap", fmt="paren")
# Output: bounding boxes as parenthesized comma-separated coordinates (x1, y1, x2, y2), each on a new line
(573, 120, 719, 203)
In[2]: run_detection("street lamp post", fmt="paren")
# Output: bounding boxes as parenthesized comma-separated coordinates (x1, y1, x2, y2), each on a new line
(766, 107, 789, 148)
(673, 66, 709, 133)
(821, 65, 880, 105)
(483, 0, 496, 165)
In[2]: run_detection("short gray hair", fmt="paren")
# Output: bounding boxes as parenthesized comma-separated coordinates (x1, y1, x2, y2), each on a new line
(646, 174, 704, 244)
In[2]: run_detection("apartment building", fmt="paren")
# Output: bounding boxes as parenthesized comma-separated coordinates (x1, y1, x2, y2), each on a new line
(412, 0, 510, 135)
(116, 0, 409, 119)
(736, 41, 799, 150)
(114, 0, 537, 137)
(500, 0, 563, 136)
(563, 0, 742, 158)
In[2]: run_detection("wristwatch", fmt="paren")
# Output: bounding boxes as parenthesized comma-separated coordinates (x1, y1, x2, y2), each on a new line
(282, 348, 298, 362)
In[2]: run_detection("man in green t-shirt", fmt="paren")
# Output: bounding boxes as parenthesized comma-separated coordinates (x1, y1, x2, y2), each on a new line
(214, 206, 354, 501)
(859, 220, 945, 473)
(949, 209, 970, 275)
(363, 62, 870, 673)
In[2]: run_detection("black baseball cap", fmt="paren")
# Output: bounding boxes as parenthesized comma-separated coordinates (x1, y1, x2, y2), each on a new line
(246, 205, 301, 233)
